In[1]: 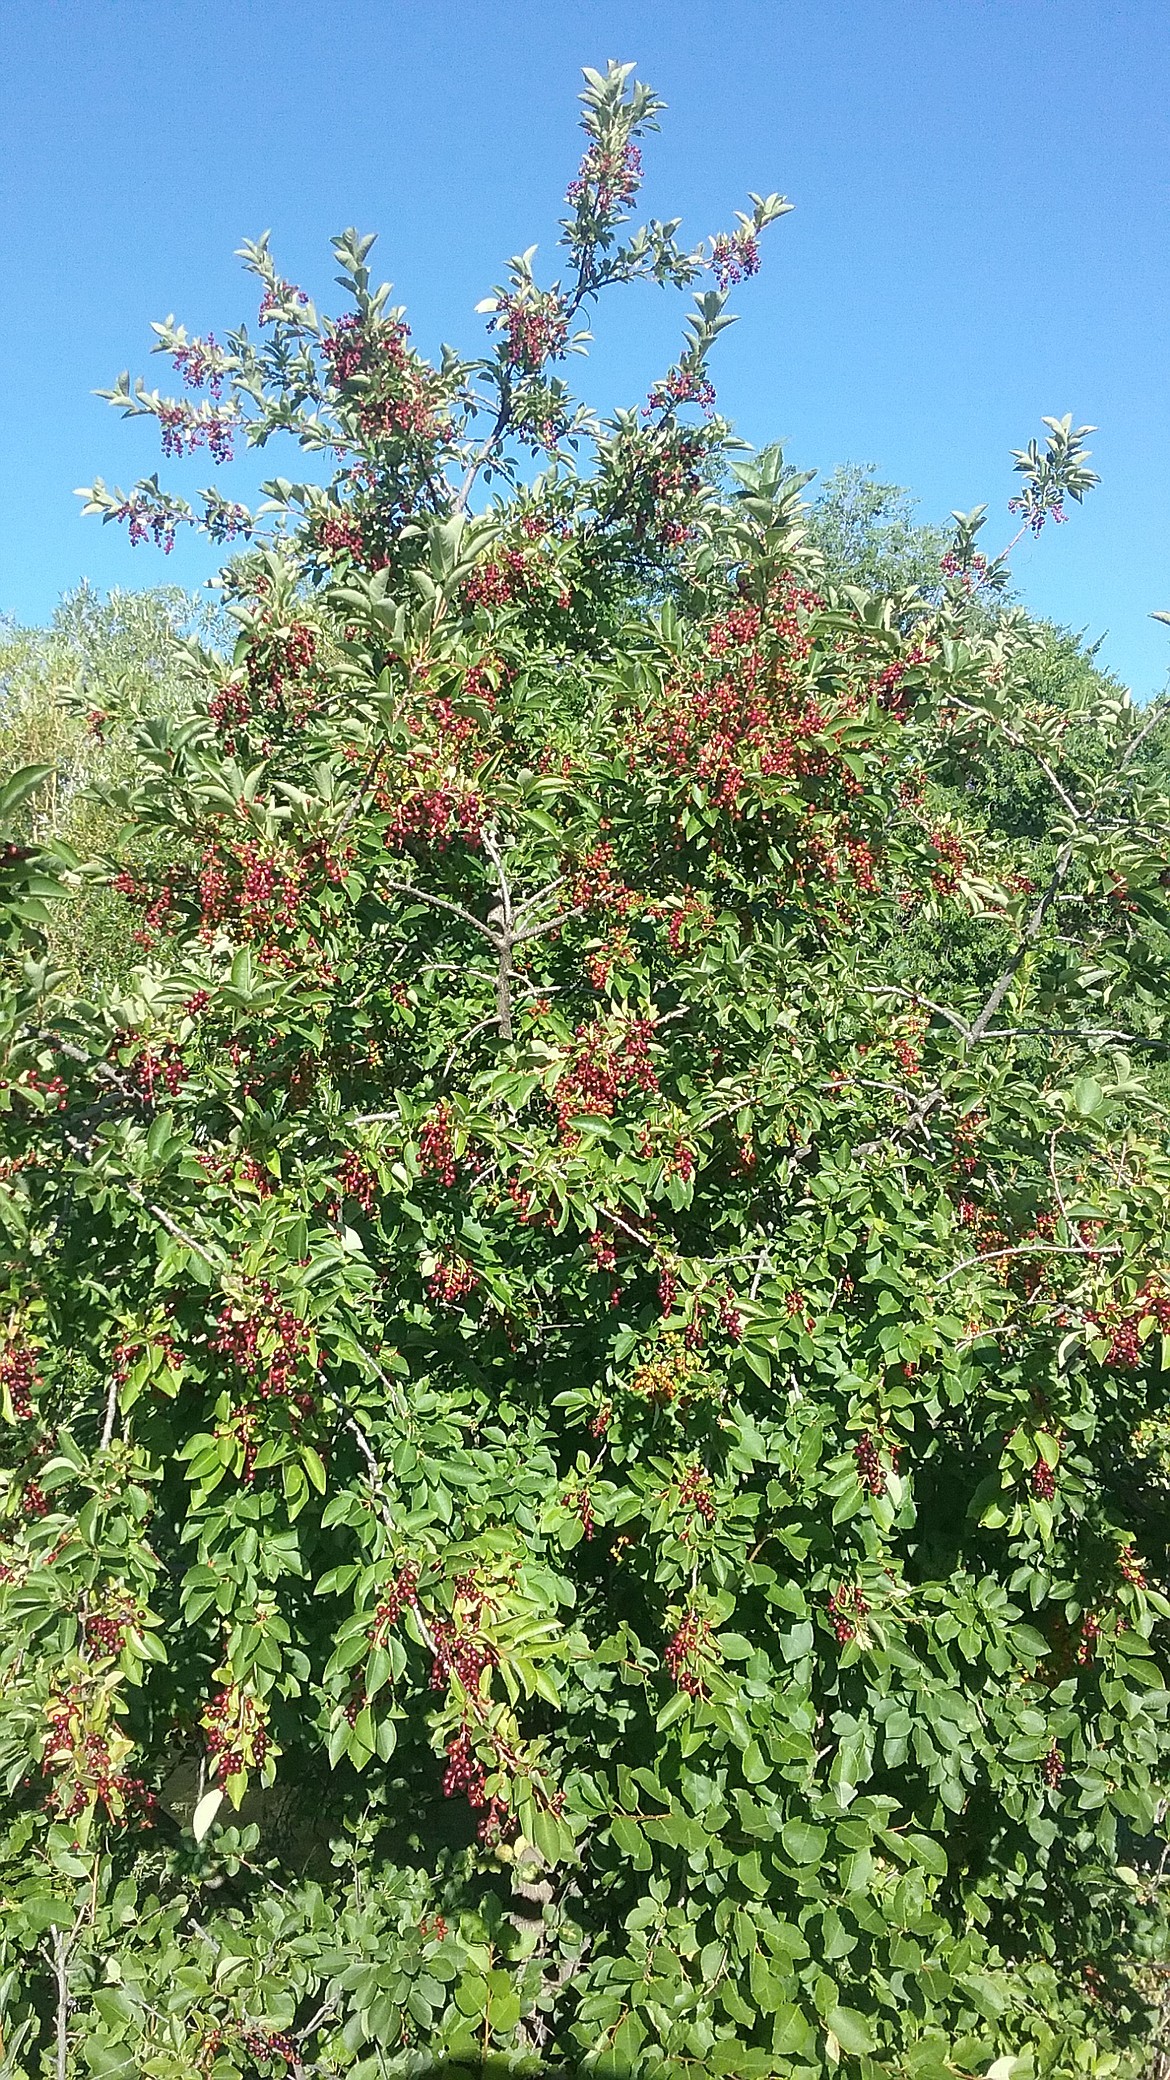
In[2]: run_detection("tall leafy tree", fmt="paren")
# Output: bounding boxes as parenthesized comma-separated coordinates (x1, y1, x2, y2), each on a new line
(2, 59, 1170, 2080)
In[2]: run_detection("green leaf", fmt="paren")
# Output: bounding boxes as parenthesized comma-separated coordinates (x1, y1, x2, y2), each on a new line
(825, 2005, 876, 2055)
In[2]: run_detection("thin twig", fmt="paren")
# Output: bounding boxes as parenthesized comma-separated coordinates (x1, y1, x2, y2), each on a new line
(968, 844, 1074, 1043)
(381, 877, 498, 945)
(939, 1239, 1121, 1285)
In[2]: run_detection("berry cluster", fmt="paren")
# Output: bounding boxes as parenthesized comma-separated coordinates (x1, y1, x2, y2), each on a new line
(323, 314, 444, 441)
(563, 1486, 596, 1539)
(493, 291, 569, 373)
(171, 334, 224, 395)
(566, 138, 643, 213)
(42, 1688, 154, 1826)
(1077, 1614, 1101, 1665)
(85, 1590, 140, 1660)
(665, 891, 715, 954)
(664, 1610, 712, 1697)
(710, 227, 761, 291)
(442, 1726, 488, 1806)
(588, 1228, 618, 1274)
(677, 1464, 716, 1528)
(112, 493, 177, 552)
(786, 1289, 816, 1333)
(158, 399, 236, 463)
(258, 277, 308, 324)
(429, 1617, 495, 1696)
(828, 1583, 868, 1645)
(129, 1042, 186, 1102)
(1119, 1545, 1147, 1589)
(553, 1016, 658, 1142)
(371, 1563, 420, 1646)
(1094, 1275, 1170, 1367)
(201, 1684, 269, 1784)
(1041, 1743, 1065, 1788)
(854, 1430, 895, 1499)
(241, 2029, 296, 2067)
(213, 1282, 313, 1400)
(928, 830, 967, 895)
(717, 1289, 743, 1342)
(425, 1255, 478, 1308)
(383, 781, 486, 853)
(562, 839, 638, 918)
(630, 1334, 700, 1407)
(646, 365, 716, 415)
(893, 1036, 922, 1078)
(666, 1139, 696, 1183)
(845, 836, 880, 891)
(1030, 1455, 1058, 1502)
(337, 1149, 378, 1213)
(317, 511, 366, 560)
(1, 1338, 38, 1421)
(630, 581, 831, 817)
(16, 1064, 69, 1110)
(418, 1101, 459, 1186)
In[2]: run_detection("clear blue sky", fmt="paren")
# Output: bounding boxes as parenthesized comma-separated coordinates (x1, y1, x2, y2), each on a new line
(2, 0, 1167, 695)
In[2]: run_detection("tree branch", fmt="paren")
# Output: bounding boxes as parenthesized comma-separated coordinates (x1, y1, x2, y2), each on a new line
(967, 844, 1073, 1043)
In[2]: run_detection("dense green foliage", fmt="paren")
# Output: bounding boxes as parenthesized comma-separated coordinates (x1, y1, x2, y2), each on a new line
(0, 584, 224, 988)
(4, 61, 1170, 2080)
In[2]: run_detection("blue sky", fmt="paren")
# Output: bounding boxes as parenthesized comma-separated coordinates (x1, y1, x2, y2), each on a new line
(1, 0, 1167, 695)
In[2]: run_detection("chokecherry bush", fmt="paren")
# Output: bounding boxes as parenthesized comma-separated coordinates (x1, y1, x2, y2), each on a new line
(4, 58, 1170, 2080)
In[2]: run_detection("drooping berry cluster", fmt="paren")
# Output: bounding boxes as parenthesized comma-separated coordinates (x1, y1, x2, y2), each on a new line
(665, 891, 715, 953)
(677, 1464, 716, 1528)
(201, 1684, 269, 1784)
(1, 1338, 38, 1421)
(553, 1016, 658, 1142)
(710, 227, 760, 292)
(85, 1590, 140, 1660)
(212, 1282, 313, 1400)
(590, 1228, 618, 1273)
(370, 1563, 420, 1647)
(442, 1726, 488, 1805)
(1041, 1743, 1065, 1788)
(664, 1610, 712, 1697)
(717, 1289, 743, 1342)
(42, 1687, 155, 1826)
(1077, 1614, 1101, 1665)
(563, 1487, 596, 1539)
(854, 1430, 898, 1498)
(828, 1583, 868, 1645)
(566, 138, 643, 213)
(1030, 1456, 1058, 1502)
(158, 399, 236, 463)
(425, 1255, 478, 1308)
(493, 291, 570, 373)
(336, 1150, 378, 1214)
(429, 1617, 495, 1696)
(418, 1101, 459, 1187)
